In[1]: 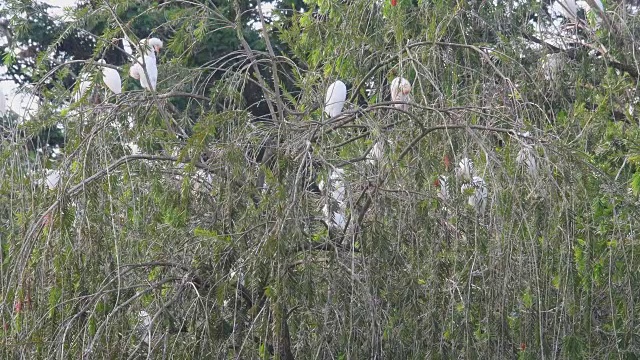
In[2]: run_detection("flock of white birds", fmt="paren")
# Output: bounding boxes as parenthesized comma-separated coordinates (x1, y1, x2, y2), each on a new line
(315, 0, 609, 224)
(322, 74, 539, 225)
(74, 37, 163, 101)
(0, 30, 546, 224)
(1, 37, 164, 192)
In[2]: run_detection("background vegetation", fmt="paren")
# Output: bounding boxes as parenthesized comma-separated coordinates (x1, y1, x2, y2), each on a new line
(1, 0, 640, 358)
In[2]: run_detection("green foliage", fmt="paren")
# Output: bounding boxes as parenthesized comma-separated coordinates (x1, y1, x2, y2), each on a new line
(2, 0, 640, 358)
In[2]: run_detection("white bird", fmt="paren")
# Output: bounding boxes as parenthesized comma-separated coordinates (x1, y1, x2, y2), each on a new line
(126, 142, 141, 155)
(455, 157, 475, 182)
(576, 0, 604, 13)
(36, 169, 60, 190)
(556, 0, 578, 19)
(368, 141, 384, 165)
(98, 60, 122, 95)
(137, 310, 152, 344)
(435, 175, 449, 202)
(329, 168, 346, 204)
(324, 80, 347, 117)
(122, 35, 133, 58)
(129, 37, 163, 91)
(461, 176, 488, 215)
(516, 146, 538, 177)
(321, 168, 347, 229)
(0, 86, 6, 115)
(73, 72, 92, 102)
(390, 77, 412, 111)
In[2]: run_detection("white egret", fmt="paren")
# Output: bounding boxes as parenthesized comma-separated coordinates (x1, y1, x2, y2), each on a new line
(126, 142, 141, 155)
(324, 80, 347, 117)
(390, 77, 412, 111)
(435, 175, 449, 202)
(0, 86, 6, 115)
(578, 0, 604, 12)
(461, 176, 488, 215)
(129, 37, 163, 91)
(73, 72, 92, 102)
(122, 35, 133, 58)
(368, 141, 384, 165)
(516, 146, 538, 177)
(36, 169, 61, 190)
(137, 310, 152, 344)
(556, 0, 578, 19)
(98, 60, 122, 95)
(455, 157, 475, 182)
(320, 168, 347, 229)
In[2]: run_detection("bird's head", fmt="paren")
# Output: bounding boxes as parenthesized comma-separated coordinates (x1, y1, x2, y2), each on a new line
(400, 80, 412, 95)
(149, 38, 163, 53)
(143, 37, 163, 54)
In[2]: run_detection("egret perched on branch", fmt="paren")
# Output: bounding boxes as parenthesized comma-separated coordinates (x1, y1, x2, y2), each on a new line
(324, 80, 346, 117)
(98, 60, 122, 95)
(0, 86, 6, 115)
(121, 35, 134, 58)
(137, 310, 152, 344)
(73, 72, 92, 102)
(320, 168, 347, 229)
(129, 37, 163, 91)
(556, 0, 578, 19)
(390, 77, 411, 111)
(34, 169, 61, 190)
(516, 146, 538, 177)
(368, 141, 384, 165)
(455, 157, 475, 182)
(555, 0, 605, 22)
(461, 176, 488, 215)
(434, 175, 449, 202)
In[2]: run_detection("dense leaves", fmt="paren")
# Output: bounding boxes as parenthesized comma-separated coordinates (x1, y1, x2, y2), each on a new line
(1, 0, 640, 358)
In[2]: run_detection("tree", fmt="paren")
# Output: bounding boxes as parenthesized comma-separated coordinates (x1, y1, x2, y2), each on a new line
(2, 0, 640, 358)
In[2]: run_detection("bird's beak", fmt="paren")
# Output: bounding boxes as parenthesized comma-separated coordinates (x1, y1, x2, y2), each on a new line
(154, 45, 161, 54)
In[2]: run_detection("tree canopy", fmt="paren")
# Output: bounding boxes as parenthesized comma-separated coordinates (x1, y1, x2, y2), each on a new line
(2, 0, 640, 358)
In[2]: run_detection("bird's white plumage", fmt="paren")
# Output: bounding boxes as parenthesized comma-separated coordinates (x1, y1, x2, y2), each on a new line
(436, 175, 449, 202)
(455, 157, 475, 181)
(122, 35, 133, 57)
(137, 310, 152, 344)
(129, 38, 163, 91)
(329, 168, 346, 204)
(141, 38, 164, 56)
(324, 80, 347, 117)
(126, 142, 141, 155)
(461, 176, 488, 215)
(556, 0, 578, 18)
(98, 59, 122, 95)
(41, 169, 60, 190)
(592, 0, 604, 12)
(390, 77, 412, 111)
(322, 168, 347, 229)
(576, 0, 604, 12)
(322, 204, 347, 228)
(74, 73, 91, 102)
(516, 146, 538, 177)
(0, 86, 6, 115)
(368, 141, 384, 165)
